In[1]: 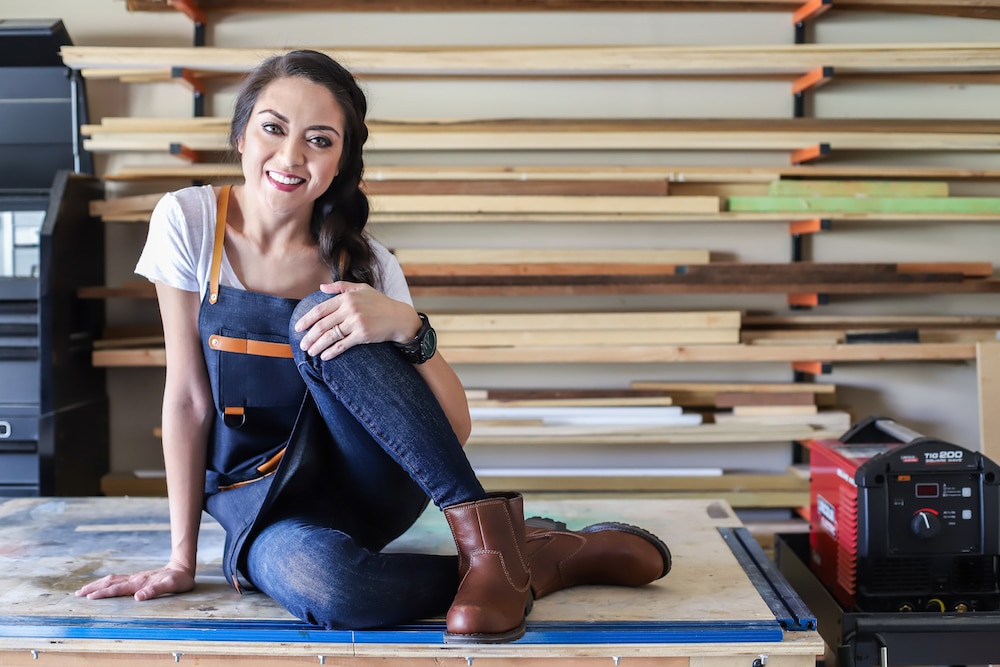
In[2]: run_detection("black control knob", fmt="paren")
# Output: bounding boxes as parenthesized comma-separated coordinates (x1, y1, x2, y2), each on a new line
(911, 510, 941, 539)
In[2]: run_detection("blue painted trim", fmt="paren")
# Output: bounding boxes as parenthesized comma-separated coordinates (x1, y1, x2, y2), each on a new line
(0, 615, 784, 645)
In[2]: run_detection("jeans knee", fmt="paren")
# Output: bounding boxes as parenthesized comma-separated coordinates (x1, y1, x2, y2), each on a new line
(290, 290, 332, 333)
(290, 290, 333, 358)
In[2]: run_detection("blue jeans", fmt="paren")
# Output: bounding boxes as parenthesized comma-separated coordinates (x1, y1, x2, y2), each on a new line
(244, 292, 485, 629)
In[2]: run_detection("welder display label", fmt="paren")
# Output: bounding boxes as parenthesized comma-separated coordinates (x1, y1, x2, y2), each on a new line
(817, 495, 836, 537)
(924, 450, 964, 464)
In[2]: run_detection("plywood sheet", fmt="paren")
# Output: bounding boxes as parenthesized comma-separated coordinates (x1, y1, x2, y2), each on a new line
(0, 496, 778, 634)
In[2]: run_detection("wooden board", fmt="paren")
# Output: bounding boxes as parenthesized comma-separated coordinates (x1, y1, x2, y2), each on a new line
(439, 327, 740, 347)
(729, 196, 1000, 213)
(92, 342, 979, 367)
(369, 194, 722, 214)
(393, 248, 712, 265)
(100, 162, 1000, 184)
(768, 180, 950, 198)
(407, 279, 1000, 296)
(80, 117, 1000, 155)
(63, 44, 1000, 76)
(433, 311, 740, 331)
(978, 341, 1000, 463)
(120, 0, 1000, 20)
(0, 496, 823, 665)
(715, 392, 817, 408)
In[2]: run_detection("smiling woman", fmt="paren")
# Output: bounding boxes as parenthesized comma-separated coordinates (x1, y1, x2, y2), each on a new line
(73, 49, 671, 644)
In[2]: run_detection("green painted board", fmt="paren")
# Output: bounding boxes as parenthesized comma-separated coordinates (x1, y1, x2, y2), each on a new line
(769, 180, 950, 198)
(728, 196, 1000, 214)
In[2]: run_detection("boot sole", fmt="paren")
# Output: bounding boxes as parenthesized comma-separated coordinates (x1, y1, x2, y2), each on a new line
(443, 595, 533, 644)
(526, 516, 672, 579)
(443, 620, 527, 644)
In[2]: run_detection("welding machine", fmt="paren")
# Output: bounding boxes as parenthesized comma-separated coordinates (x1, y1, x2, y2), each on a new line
(808, 417, 1000, 614)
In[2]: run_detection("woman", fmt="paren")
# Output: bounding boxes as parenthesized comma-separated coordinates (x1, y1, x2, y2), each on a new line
(75, 49, 671, 644)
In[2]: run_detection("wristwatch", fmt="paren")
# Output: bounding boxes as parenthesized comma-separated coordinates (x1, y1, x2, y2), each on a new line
(394, 312, 437, 364)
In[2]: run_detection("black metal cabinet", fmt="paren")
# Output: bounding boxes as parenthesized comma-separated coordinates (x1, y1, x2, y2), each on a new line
(0, 20, 107, 496)
(0, 172, 109, 496)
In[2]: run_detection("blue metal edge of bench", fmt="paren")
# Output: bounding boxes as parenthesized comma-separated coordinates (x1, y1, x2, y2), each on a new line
(719, 526, 818, 632)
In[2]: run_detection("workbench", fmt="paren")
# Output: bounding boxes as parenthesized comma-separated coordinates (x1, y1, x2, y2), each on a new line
(0, 496, 823, 666)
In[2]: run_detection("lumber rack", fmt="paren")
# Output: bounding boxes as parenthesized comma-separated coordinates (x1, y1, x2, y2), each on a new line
(123, 0, 1000, 21)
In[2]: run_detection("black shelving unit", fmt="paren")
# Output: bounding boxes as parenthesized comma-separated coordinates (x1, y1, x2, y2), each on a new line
(0, 19, 108, 496)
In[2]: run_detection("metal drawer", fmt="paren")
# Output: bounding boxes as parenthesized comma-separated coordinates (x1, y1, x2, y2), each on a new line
(0, 358, 39, 404)
(0, 452, 39, 485)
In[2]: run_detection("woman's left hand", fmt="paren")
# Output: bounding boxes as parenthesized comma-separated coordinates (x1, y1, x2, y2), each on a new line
(293, 281, 421, 360)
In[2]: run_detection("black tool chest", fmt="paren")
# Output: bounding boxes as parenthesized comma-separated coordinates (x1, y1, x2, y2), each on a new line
(0, 19, 108, 496)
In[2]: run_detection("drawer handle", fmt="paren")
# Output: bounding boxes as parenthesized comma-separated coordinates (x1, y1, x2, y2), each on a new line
(0, 421, 9, 438)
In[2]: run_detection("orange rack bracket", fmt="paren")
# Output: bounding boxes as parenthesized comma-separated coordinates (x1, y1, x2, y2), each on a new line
(788, 293, 829, 308)
(792, 361, 832, 376)
(167, 0, 207, 24)
(793, 66, 835, 96)
(790, 143, 831, 165)
(170, 67, 206, 95)
(169, 143, 203, 163)
(793, 0, 833, 25)
(790, 218, 831, 236)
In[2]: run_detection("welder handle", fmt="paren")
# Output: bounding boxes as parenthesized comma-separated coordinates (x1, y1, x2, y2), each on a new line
(873, 419, 925, 444)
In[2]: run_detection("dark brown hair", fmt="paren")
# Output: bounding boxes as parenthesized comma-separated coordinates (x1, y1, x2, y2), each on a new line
(230, 49, 377, 286)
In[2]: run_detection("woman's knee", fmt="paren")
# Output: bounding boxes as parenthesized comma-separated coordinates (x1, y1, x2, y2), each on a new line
(290, 290, 332, 338)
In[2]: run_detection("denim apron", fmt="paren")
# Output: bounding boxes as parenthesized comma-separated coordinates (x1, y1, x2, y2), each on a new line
(199, 185, 328, 592)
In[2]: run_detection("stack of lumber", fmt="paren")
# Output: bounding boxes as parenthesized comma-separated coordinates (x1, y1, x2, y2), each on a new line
(64, 43, 1000, 79)
(463, 383, 840, 503)
(403, 258, 998, 297)
(434, 309, 740, 347)
(742, 314, 1000, 346)
(91, 182, 1000, 224)
(88, 309, 992, 367)
(630, 380, 851, 431)
(468, 381, 847, 444)
(730, 178, 1000, 214)
(101, 163, 1000, 187)
(80, 117, 1000, 157)
(120, 0, 1000, 20)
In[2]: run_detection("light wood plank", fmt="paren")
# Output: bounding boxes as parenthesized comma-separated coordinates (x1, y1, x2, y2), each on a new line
(101, 162, 1000, 183)
(63, 43, 1000, 77)
(978, 342, 1000, 463)
(393, 248, 711, 265)
(370, 194, 721, 214)
(731, 405, 819, 416)
(399, 262, 681, 277)
(93, 342, 978, 367)
(439, 327, 739, 347)
(432, 311, 741, 331)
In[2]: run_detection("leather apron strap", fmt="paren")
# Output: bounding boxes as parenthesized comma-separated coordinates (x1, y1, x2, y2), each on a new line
(209, 184, 231, 305)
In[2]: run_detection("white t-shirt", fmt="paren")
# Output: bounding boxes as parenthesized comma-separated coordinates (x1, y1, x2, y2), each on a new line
(134, 185, 412, 305)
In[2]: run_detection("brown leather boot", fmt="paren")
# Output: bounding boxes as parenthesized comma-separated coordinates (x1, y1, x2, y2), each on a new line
(524, 517, 672, 599)
(443, 492, 533, 644)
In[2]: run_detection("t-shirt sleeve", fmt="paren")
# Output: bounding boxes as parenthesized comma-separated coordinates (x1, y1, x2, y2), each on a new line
(134, 192, 201, 293)
(372, 241, 413, 306)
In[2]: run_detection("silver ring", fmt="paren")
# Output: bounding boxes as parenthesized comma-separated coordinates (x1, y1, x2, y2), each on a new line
(333, 324, 345, 341)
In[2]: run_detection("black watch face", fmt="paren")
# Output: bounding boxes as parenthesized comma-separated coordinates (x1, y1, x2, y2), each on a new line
(420, 327, 437, 360)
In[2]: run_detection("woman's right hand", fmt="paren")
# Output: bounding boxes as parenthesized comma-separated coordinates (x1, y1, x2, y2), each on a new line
(75, 561, 195, 601)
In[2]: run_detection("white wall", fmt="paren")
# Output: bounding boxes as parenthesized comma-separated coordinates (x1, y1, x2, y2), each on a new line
(7, 3, 1000, 473)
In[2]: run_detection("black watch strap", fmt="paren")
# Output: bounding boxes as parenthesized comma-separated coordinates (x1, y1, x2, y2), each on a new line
(393, 312, 437, 364)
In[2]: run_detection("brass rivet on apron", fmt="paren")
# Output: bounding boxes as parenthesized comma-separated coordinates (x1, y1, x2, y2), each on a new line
(210, 293, 218, 304)
(211, 337, 220, 347)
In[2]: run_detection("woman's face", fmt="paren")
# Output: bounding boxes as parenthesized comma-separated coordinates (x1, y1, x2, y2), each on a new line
(236, 76, 346, 221)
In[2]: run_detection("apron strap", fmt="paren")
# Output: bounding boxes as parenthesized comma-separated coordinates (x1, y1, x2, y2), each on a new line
(209, 184, 231, 305)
